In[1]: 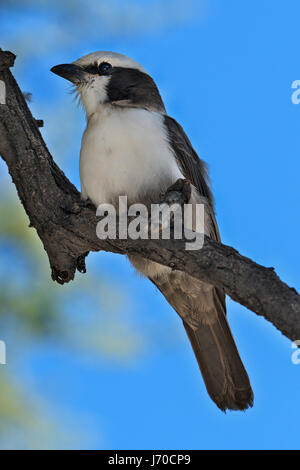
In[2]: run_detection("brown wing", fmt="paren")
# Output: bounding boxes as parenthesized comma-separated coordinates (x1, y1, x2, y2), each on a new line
(164, 115, 220, 242)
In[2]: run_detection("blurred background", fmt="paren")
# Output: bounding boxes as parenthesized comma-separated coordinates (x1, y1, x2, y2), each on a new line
(0, 0, 300, 450)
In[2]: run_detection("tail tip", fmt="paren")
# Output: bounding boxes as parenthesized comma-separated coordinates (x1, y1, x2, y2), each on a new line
(217, 388, 254, 413)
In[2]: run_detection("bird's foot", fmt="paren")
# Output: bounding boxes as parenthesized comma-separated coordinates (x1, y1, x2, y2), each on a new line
(159, 178, 191, 205)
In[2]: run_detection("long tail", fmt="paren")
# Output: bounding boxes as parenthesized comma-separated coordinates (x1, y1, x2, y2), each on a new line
(133, 257, 254, 412)
(183, 307, 253, 411)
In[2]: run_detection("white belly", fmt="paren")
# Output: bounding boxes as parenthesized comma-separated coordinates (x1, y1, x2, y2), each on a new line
(79, 106, 183, 207)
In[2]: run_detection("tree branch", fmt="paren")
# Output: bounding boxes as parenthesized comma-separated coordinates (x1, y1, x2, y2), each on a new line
(0, 49, 299, 343)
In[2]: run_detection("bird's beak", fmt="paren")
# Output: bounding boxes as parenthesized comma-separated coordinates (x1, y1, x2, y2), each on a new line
(50, 63, 86, 84)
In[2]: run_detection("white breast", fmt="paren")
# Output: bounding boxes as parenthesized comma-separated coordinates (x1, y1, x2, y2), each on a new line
(79, 106, 183, 207)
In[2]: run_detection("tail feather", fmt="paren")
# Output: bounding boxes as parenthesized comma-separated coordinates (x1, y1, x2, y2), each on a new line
(146, 272, 253, 412)
(183, 311, 253, 411)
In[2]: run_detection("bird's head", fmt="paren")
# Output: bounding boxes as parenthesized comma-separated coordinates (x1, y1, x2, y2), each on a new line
(51, 51, 165, 118)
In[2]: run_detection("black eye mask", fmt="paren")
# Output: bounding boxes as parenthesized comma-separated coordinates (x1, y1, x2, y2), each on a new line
(106, 67, 165, 112)
(84, 61, 112, 76)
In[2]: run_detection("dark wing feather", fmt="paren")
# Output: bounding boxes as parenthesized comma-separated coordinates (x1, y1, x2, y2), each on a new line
(164, 115, 214, 208)
(164, 114, 220, 242)
(164, 114, 225, 314)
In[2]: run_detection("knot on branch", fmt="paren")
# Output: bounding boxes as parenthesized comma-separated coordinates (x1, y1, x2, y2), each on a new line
(0, 49, 16, 71)
(50, 250, 88, 285)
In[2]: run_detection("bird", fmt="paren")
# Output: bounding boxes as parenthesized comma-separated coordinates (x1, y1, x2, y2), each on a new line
(51, 51, 253, 411)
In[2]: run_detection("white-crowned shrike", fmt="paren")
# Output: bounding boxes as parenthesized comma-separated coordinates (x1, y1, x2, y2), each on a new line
(51, 51, 253, 411)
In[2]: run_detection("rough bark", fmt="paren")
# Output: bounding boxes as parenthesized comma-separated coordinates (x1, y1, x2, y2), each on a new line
(0, 49, 299, 343)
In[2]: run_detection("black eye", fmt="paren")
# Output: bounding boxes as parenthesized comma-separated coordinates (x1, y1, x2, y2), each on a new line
(98, 62, 112, 75)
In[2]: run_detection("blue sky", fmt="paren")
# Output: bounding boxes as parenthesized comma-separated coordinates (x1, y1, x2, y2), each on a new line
(1, 0, 300, 449)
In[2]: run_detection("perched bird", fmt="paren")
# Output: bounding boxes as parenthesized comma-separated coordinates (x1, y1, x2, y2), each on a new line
(51, 52, 253, 411)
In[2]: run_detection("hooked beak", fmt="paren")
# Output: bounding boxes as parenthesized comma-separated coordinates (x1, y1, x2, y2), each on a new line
(50, 63, 86, 84)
